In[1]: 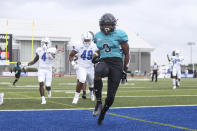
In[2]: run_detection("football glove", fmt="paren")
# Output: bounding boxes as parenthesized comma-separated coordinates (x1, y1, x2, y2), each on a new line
(121, 66, 128, 84)
(92, 56, 100, 64)
(71, 61, 78, 70)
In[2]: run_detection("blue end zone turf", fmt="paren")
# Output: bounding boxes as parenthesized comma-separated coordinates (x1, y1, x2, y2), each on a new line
(0, 106, 196, 131)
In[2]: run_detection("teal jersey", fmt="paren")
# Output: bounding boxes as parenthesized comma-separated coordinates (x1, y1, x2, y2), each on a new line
(94, 30, 128, 59)
(14, 64, 21, 72)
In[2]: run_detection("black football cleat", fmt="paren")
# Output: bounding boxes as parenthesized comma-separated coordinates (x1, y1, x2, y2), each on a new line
(93, 103, 103, 117)
(97, 110, 106, 125)
(82, 95, 86, 99)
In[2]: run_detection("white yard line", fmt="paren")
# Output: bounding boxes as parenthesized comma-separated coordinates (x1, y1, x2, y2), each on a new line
(4, 94, 197, 100)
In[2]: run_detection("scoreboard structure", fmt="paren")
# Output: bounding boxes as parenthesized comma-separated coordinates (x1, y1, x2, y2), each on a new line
(0, 34, 12, 65)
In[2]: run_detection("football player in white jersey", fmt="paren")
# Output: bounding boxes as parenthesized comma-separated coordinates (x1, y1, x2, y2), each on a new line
(28, 37, 56, 104)
(69, 32, 98, 104)
(168, 50, 184, 89)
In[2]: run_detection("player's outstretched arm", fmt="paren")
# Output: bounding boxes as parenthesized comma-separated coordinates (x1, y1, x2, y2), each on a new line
(121, 42, 130, 71)
(120, 42, 130, 84)
(69, 50, 77, 62)
(167, 54, 171, 62)
(28, 54, 39, 66)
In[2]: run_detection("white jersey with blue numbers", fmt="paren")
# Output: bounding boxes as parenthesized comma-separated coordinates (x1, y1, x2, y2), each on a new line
(94, 29, 128, 59)
(73, 42, 98, 68)
(36, 47, 57, 70)
(171, 56, 183, 68)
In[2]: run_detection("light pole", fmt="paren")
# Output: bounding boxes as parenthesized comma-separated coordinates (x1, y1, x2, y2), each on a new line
(187, 42, 195, 74)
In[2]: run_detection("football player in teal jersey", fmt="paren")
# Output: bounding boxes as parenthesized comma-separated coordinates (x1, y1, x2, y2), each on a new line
(11, 61, 26, 86)
(92, 13, 130, 125)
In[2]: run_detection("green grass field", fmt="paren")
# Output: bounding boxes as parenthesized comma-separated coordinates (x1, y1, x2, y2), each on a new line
(0, 76, 197, 110)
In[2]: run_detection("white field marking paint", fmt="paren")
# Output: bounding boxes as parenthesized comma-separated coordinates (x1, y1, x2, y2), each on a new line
(3, 88, 197, 93)
(115, 95, 197, 98)
(64, 91, 76, 93)
(59, 82, 135, 86)
(0, 108, 90, 112)
(4, 94, 197, 100)
(64, 90, 108, 94)
(8, 85, 38, 88)
(118, 89, 197, 92)
(102, 78, 150, 81)
(15, 85, 39, 87)
(1, 88, 75, 90)
(120, 87, 148, 88)
(58, 83, 76, 86)
(0, 82, 11, 85)
(5, 88, 38, 90)
(1, 104, 197, 112)
(4, 97, 73, 99)
(53, 90, 68, 92)
(127, 78, 150, 81)
(120, 83, 135, 85)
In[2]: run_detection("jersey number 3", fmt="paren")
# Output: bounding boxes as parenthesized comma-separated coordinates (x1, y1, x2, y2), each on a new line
(103, 44, 111, 52)
(81, 50, 93, 60)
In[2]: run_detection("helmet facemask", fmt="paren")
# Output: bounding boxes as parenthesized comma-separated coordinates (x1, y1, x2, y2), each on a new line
(41, 38, 51, 51)
(99, 13, 117, 35)
(83, 39, 91, 46)
(81, 32, 92, 46)
(175, 50, 180, 57)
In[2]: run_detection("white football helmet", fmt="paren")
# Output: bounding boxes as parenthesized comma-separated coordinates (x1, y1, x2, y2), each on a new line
(81, 32, 92, 46)
(41, 37, 52, 50)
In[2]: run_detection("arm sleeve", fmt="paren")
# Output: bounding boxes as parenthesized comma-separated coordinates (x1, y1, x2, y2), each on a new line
(72, 45, 79, 52)
(36, 48, 40, 54)
(119, 30, 128, 43)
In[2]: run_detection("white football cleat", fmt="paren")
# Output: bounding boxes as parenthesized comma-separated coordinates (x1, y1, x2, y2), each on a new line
(41, 99, 46, 104)
(47, 91, 51, 98)
(173, 86, 176, 90)
(89, 91, 95, 101)
(72, 97, 79, 104)
(0, 93, 4, 105)
(90, 94, 95, 101)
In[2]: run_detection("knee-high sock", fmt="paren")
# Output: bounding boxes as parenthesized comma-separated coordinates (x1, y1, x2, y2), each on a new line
(94, 79, 103, 103)
(172, 78, 176, 86)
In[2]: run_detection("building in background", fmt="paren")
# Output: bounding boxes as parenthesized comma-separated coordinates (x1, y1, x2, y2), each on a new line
(128, 32, 154, 74)
(0, 19, 70, 75)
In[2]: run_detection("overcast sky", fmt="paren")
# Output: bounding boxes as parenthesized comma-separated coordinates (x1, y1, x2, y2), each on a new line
(1, 0, 197, 65)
